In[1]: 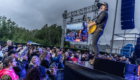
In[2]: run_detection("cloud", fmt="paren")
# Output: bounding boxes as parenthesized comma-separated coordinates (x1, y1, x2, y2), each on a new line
(0, 0, 139, 45)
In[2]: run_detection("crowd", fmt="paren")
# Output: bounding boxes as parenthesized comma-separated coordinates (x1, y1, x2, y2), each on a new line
(0, 40, 62, 80)
(0, 40, 131, 80)
(98, 53, 130, 64)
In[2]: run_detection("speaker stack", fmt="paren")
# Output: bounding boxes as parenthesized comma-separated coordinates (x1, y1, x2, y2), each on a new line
(121, 0, 135, 30)
(135, 37, 140, 58)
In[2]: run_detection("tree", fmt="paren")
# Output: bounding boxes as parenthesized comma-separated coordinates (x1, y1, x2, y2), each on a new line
(0, 16, 63, 46)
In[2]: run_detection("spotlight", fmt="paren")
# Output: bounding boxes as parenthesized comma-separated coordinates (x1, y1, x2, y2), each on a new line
(70, 18, 73, 22)
(62, 10, 67, 19)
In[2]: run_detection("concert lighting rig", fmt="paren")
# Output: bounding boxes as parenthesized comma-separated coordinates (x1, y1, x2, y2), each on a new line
(61, 0, 100, 48)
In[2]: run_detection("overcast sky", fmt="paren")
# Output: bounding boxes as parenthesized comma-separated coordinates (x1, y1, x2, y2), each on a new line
(0, 0, 139, 45)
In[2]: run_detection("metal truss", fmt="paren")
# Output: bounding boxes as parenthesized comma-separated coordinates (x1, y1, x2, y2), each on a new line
(66, 17, 91, 24)
(60, 0, 99, 48)
(63, 5, 98, 19)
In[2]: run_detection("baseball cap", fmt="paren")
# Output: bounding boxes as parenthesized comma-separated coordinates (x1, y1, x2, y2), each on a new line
(101, 2, 108, 8)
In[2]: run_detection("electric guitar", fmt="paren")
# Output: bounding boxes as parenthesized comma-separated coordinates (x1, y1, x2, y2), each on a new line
(85, 14, 97, 34)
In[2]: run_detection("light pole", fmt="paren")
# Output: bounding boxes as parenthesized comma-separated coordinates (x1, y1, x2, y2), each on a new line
(110, 0, 119, 55)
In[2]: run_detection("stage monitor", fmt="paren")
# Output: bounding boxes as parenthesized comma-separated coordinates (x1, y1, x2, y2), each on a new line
(65, 22, 88, 42)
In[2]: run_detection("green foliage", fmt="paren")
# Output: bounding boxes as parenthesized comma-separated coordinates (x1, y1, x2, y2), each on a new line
(0, 16, 62, 46)
(64, 41, 70, 47)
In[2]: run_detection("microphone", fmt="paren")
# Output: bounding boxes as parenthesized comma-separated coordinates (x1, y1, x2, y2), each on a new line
(97, 3, 102, 9)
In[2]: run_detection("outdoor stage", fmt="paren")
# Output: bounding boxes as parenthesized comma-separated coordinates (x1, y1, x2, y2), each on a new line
(64, 58, 139, 80)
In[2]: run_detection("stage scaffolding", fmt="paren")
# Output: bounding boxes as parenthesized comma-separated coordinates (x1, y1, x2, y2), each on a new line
(106, 33, 139, 55)
(60, 0, 100, 53)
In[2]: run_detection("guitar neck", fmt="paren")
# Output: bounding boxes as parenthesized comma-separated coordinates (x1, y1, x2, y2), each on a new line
(85, 15, 89, 22)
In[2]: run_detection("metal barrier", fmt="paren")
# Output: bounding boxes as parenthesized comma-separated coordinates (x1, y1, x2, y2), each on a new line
(56, 69, 64, 80)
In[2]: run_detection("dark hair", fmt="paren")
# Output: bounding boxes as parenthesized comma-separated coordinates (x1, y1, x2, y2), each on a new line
(3, 57, 14, 69)
(27, 49, 33, 56)
(74, 54, 78, 58)
(24, 67, 43, 80)
(8, 46, 14, 52)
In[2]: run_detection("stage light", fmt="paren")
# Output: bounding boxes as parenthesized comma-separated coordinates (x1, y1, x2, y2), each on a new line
(62, 10, 67, 19)
(70, 18, 73, 22)
(95, 0, 99, 2)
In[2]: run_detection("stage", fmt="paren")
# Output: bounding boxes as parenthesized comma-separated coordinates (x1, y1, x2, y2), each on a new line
(64, 58, 139, 80)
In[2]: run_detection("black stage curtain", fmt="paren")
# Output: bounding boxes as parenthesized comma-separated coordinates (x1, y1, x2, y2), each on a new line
(64, 61, 126, 80)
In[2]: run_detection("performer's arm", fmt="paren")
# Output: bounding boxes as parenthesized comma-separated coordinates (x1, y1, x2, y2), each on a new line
(87, 22, 96, 28)
(87, 12, 107, 28)
(95, 12, 107, 24)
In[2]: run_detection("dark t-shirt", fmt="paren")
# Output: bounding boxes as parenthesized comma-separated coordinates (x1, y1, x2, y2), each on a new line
(95, 11, 108, 30)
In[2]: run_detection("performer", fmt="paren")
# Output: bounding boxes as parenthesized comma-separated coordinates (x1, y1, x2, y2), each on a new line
(87, 2, 108, 56)
(81, 22, 88, 42)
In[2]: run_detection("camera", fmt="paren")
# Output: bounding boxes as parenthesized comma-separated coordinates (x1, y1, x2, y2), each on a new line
(49, 62, 56, 75)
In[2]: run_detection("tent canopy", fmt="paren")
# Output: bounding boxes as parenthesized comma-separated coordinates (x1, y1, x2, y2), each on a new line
(115, 28, 140, 41)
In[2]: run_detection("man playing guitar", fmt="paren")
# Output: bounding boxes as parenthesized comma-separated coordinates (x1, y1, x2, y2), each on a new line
(87, 2, 108, 56)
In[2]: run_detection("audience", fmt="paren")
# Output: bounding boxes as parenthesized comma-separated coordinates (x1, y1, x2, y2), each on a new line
(81, 53, 89, 61)
(28, 56, 46, 78)
(27, 49, 33, 62)
(40, 51, 50, 68)
(0, 40, 132, 80)
(2, 40, 12, 54)
(0, 57, 19, 80)
(77, 50, 82, 61)
(8, 50, 28, 79)
(0, 45, 3, 61)
(72, 53, 79, 62)
(25, 66, 43, 80)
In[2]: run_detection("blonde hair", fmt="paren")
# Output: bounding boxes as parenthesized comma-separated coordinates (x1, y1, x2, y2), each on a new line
(30, 56, 40, 66)
(7, 40, 12, 43)
(39, 51, 48, 62)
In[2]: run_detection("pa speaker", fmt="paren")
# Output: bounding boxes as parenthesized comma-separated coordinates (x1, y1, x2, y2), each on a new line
(121, 0, 135, 30)
(94, 58, 126, 78)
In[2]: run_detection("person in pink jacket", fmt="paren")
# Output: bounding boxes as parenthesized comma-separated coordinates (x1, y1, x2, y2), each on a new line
(0, 57, 19, 80)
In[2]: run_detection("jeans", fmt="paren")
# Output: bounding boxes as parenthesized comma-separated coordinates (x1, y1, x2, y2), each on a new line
(92, 30, 103, 55)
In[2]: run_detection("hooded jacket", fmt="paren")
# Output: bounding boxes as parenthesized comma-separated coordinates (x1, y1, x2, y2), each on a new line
(0, 68, 19, 80)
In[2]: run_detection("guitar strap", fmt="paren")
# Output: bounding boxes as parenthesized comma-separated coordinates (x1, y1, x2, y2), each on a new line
(92, 17, 97, 21)
(95, 27, 102, 32)
(93, 12, 103, 32)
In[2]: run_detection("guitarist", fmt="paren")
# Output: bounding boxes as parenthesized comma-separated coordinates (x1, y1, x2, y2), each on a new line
(87, 2, 108, 56)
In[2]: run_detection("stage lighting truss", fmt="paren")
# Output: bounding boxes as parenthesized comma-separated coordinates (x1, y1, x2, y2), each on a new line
(61, 1, 99, 48)
(66, 17, 91, 24)
(63, 5, 98, 19)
